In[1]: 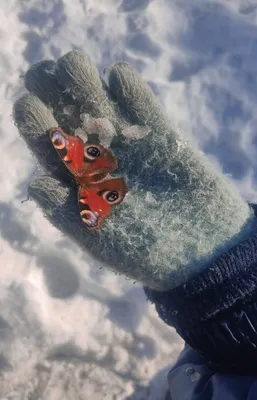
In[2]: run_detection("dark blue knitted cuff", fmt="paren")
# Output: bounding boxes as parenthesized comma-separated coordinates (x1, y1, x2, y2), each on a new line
(145, 204, 257, 373)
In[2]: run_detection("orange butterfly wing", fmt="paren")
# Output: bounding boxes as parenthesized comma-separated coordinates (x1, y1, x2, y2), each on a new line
(49, 127, 118, 184)
(49, 127, 85, 176)
(82, 143, 118, 184)
(78, 178, 128, 230)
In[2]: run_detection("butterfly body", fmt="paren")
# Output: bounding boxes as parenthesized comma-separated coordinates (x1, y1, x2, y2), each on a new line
(49, 127, 127, 230)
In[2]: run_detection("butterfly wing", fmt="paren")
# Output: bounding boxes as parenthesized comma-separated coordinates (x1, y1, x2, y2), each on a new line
(49, 127, 85, 176)
(49, 128, 118, 184)
(78, 177, 128, 230)
(82, 143, 118, 184)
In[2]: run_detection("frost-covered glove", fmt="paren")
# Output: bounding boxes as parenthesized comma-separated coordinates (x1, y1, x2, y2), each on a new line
(13, 50, 257, 291)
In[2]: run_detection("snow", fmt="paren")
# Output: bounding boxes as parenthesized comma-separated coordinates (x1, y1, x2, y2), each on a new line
(1, 0, 257, 398)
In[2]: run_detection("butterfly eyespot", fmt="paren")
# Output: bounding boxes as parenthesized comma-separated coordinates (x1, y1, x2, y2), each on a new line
(80, 209, 99, 227)
(102, 190, 121, 205)
(51, 130, 66, 150)
(85, 145, 101, 161)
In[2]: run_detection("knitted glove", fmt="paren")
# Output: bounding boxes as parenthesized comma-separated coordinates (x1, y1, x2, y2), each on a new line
(13, 50, 257, 291)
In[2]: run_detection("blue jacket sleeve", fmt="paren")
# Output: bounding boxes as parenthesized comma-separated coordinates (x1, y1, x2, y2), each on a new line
(168, 345, 257, 400)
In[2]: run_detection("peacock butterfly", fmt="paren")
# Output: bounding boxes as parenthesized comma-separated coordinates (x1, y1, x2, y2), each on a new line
(49, 127, 127, 230)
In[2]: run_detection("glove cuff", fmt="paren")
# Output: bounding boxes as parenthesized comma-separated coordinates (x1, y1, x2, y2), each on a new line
(145, 204, 257, 372)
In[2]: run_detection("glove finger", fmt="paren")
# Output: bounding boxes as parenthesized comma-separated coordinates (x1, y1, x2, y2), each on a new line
(24, 60, 81, 133)
(13, 93, 71, 183)
(56, 50, 127, 134)
(28, 175, 164, 291)
(25, 60, 64, 106)
(108, 62, 177, 139)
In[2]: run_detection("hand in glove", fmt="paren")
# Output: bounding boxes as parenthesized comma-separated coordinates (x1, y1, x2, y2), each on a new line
(13, 50, 256, 291)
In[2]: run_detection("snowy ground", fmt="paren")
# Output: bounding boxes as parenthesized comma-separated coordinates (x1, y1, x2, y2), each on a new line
(1, 0, 257, 398)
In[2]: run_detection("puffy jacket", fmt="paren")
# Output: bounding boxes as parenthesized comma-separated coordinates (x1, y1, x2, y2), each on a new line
(168, 345, 257, 400)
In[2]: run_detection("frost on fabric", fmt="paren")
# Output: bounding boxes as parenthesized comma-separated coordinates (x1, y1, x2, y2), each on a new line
(74, 127, 88, 143)
(122, 125, 152, 140)
(80, 113, 116, 147)
(63, 105, 77, 116)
